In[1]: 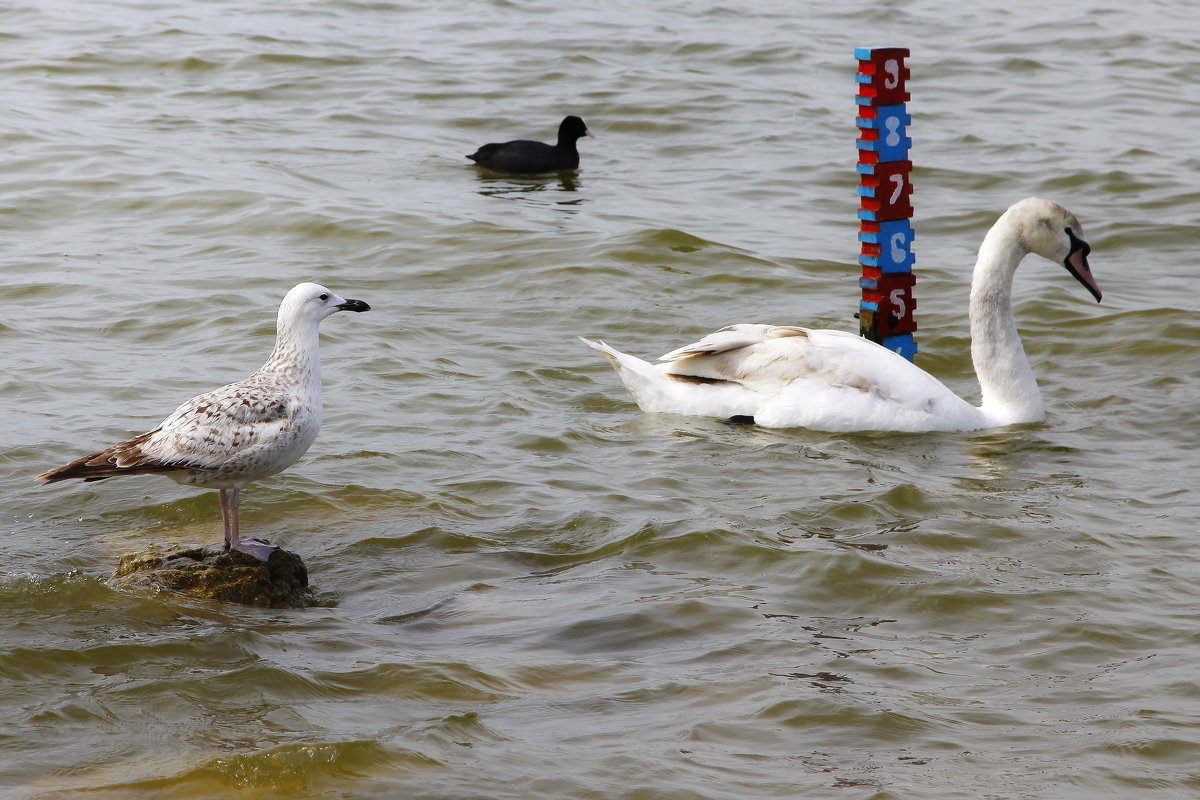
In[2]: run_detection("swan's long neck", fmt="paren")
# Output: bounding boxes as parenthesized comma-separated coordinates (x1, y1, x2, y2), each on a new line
(969, 219, 1043, 426)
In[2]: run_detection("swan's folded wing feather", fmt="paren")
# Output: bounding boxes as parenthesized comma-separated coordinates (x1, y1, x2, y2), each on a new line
(656, 323, 945, 400)
(658, 325, 835, 386)
(799, 328, 962, 401)
(659, 324, 807, 361)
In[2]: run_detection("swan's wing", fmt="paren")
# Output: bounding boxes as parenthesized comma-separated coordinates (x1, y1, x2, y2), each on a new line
(660, 324, 807, 361)
(658, 323, 948, 400)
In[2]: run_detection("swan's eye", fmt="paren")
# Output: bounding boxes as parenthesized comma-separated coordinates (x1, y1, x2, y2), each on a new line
(319, 293, 329, 301)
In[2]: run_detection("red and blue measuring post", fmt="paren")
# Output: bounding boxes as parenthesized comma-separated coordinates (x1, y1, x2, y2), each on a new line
(855, 46, 917, 361)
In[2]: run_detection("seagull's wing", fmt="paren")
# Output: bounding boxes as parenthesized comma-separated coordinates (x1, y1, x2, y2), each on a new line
(38, 377, 293, 483)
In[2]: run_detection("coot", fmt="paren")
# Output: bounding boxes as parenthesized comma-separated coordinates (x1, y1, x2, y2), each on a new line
(467, 115, 591, 173)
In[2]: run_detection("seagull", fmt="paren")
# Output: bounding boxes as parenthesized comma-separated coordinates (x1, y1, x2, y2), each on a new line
(583, 198, 1101, 432)
(38, 282, 371, 561)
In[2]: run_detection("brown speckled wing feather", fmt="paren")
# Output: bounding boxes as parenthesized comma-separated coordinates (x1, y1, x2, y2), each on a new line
(38, 376, 295, 483)
(37, 429, 194, 483)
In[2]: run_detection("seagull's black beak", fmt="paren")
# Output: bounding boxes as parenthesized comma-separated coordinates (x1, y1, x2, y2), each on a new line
(1064, 228, 1101, 303)
(337, 299, 371, 312)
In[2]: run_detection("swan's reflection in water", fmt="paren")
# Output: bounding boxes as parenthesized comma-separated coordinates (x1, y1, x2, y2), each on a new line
(958, 427, 1080, 491)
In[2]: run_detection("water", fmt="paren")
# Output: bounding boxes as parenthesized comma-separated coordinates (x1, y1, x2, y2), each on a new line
(2, 1, 1198, 797)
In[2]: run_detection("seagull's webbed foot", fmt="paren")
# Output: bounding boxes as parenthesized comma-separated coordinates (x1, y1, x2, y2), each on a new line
(233, 537, 279, 563)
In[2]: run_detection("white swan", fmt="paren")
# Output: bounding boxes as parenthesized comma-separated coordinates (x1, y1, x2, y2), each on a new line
(582, 198, 1102, 432)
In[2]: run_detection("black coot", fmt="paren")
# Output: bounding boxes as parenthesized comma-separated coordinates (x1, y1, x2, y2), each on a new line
(467, 116, 591, 173)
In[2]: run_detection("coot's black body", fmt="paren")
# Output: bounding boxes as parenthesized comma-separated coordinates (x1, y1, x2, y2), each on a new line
(467, 115, 590, 173)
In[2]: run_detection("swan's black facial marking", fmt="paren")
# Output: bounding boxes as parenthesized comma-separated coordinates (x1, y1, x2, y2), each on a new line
(726, 415, 756, 425)
(1065, 227, 1091, 262)
(1064, 227, 1101, 302)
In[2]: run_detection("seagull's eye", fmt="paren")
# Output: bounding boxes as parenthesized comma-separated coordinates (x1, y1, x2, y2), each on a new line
(319, 293, 329, 301)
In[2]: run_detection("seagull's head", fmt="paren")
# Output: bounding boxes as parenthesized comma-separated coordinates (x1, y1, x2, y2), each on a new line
(280, 282, 371, 326)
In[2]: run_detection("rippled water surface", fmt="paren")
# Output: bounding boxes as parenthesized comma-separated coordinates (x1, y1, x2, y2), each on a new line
(2, 1, 1198, 798)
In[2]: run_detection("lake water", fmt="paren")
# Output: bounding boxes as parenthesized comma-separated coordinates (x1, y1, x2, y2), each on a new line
(2, 1, 1198, 798)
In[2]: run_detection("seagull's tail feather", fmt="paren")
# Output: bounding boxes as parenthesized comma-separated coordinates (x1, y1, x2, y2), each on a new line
(37, 431, 184, 483)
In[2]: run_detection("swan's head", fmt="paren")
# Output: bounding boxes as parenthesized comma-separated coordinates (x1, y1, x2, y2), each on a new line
(278, 282, 371, 328)
(1010, 198, 1102, 302)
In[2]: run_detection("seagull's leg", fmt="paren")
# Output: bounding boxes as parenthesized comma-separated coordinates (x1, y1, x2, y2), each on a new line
(229, 486, 278, 562)
(219, 488, 235, 551)
(227, 486, 241, 551)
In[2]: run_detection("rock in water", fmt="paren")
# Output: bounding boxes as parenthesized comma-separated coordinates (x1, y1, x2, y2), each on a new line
(109, 544, 318, 608)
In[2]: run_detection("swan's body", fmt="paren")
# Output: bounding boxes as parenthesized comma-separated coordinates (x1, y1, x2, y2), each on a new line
(38, 283, 371, 560)
(584, 198, 1101, 433)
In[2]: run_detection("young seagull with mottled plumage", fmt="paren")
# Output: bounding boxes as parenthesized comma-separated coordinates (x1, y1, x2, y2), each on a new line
(38, 282, 370, 561)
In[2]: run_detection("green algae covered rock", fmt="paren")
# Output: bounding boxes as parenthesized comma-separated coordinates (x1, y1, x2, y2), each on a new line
(109, 544, 318, 608)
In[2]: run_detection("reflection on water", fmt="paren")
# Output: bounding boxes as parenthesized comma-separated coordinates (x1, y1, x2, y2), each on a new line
(957, 427, 1081, 489)
(472, 170, 582, 205)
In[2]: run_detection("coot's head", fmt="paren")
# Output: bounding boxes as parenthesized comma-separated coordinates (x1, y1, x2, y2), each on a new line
(558, 115, 591, 144)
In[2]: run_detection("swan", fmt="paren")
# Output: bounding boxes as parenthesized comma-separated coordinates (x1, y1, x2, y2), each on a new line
(582, 198, 1101, 432)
